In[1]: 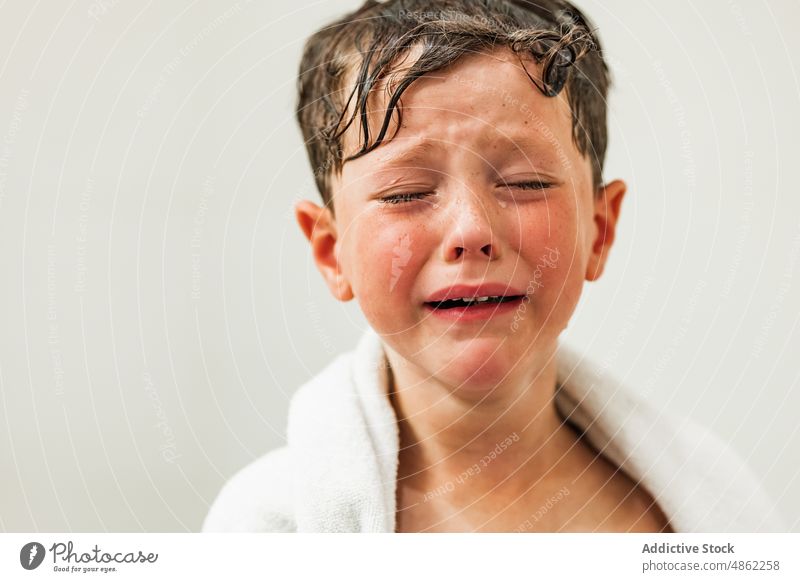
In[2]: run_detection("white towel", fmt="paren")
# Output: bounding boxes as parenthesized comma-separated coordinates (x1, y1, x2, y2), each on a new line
(203, 327, 784, 532)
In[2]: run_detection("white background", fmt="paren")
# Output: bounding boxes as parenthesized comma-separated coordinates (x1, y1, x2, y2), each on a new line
(0, 0, 797, 531)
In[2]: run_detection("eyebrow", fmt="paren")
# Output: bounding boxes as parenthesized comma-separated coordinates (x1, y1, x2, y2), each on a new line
(494, 135, 565, 161)
(372, 141, 439, 168)
(370, 135, 563, 170)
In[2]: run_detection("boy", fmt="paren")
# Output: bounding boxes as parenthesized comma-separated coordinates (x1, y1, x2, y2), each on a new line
(203, 0, 781, 532)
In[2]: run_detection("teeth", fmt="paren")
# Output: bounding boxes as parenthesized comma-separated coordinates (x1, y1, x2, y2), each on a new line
(430, 295, 518, 309)
(456, 296, 497, 303)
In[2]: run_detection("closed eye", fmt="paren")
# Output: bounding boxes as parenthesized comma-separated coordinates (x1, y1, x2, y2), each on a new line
(379, 192, 433, 205)
(506, 180, 553, 190)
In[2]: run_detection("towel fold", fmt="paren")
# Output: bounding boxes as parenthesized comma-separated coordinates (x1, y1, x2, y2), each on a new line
(203, 327, 784, 532)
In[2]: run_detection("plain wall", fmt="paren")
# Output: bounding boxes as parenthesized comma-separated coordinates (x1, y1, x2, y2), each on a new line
(0, 0, 798, 531)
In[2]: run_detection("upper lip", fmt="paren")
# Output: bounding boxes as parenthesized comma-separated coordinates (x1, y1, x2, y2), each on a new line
(425, 283, 526, 303)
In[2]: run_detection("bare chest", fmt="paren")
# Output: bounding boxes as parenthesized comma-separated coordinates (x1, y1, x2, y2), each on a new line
(395, 469, 672, 533)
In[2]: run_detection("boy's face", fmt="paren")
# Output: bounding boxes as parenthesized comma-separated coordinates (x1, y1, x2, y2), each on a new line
(297, 47, 625, 394)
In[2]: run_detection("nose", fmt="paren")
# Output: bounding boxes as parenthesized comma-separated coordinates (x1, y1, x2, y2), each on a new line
(442, 192, 500, 262)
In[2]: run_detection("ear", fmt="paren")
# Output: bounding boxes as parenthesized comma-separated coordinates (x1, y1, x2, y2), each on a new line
(585, 179, 626, 281)
(295, 200, 354, 301)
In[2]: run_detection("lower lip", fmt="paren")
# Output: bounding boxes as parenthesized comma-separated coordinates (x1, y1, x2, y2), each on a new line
(423, 297, 527, 322)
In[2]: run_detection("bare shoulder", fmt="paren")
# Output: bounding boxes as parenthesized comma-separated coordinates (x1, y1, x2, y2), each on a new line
(563, 445, 672, 533)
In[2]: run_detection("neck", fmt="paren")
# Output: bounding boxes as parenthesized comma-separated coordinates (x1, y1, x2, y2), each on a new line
(386, 343, 579, 500)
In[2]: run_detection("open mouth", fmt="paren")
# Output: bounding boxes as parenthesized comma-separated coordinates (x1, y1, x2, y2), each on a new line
(425, 295, 526, 310)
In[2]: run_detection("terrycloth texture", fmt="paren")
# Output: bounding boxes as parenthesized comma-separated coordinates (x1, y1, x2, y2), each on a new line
(203, 328, 784, 533)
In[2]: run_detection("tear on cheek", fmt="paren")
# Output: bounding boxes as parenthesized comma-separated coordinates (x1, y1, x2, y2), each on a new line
(387, 233, 414, 293)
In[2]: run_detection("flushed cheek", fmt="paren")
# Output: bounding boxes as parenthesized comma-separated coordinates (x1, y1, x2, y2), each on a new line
(514, 216, 584, 330)
(548, 254, 584, 311)
(346, 222, 429, 331)
(532, 243, 586, 333)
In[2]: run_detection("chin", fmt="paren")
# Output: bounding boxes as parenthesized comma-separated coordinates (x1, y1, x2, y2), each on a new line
(435, 345, 519, 397)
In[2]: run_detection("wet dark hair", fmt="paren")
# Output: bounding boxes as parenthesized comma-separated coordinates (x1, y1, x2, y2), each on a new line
(296, 0, 609, 206)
